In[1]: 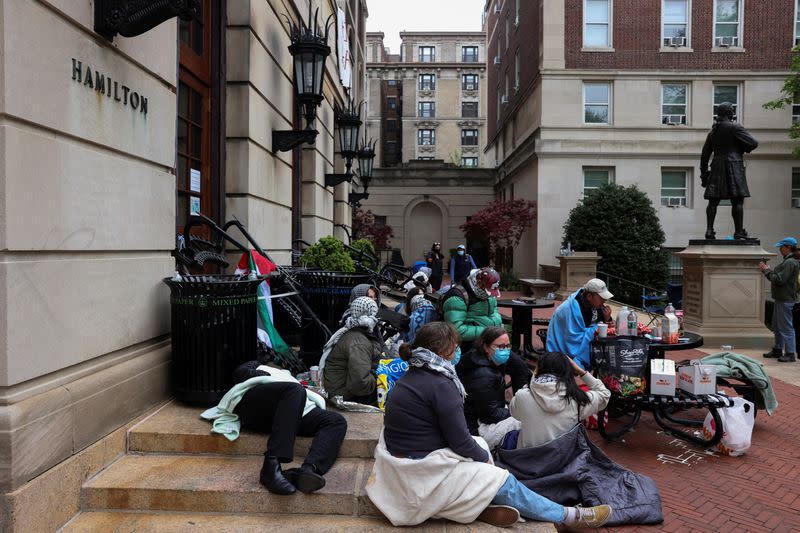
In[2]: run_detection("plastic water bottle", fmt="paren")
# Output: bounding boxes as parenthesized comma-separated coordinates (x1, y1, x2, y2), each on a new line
(171, 270, 183, 282)
(627, 309, 638, 336)
(664, 302, 675, 315)
(617, 306, 630, 336)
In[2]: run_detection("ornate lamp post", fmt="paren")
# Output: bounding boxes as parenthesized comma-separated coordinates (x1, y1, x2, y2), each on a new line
(349, 138, 376, 207)
(324, 102, 363, 187)
(272, 7, 333, 153)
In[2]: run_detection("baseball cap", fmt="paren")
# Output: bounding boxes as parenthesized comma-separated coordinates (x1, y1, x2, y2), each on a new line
(584, 278, 613, 300)
(476, 267, 501, 297)
(457, 244, 466, 250)
(774, 237, 797, 248)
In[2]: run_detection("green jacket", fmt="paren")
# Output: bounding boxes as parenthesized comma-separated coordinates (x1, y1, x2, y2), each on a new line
(442, 286, 502, 342)
(764, 254, 799, 302)
(323, 328, 382, 400)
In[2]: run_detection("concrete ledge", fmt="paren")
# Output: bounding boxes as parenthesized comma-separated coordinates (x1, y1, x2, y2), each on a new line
(0, 341, 170, 491)
(0, 399, 169, 533)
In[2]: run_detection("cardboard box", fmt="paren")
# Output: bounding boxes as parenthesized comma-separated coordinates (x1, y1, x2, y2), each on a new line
(678, 361, 717, 395)
(650, 359, 676, 396)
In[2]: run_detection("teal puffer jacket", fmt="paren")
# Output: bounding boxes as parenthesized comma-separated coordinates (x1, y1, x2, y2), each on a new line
(442, 289, 502, 343)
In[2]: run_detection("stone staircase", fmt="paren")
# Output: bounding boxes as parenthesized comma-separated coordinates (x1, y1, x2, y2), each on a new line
(60, 401, 556, 532)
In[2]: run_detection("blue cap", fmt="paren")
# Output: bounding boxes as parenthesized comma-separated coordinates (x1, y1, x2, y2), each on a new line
(775, 237, 797, 248)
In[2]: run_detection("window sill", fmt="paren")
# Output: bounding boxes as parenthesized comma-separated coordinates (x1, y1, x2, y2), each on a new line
(659, 47, 694, 53)
(711, 46, 746, 53)
(581, 47, 615, 53)
(582, 122, 612, 126)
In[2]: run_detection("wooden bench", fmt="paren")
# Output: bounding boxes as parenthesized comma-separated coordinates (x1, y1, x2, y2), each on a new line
(519, 278, 557, 298)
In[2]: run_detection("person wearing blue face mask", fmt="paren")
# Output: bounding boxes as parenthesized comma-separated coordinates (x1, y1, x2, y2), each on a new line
(449, 244, 477, 285)
(458, 327, 531, 444)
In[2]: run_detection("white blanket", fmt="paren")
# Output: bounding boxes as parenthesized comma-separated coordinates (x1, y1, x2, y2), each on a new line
(365, 431, 509, 526)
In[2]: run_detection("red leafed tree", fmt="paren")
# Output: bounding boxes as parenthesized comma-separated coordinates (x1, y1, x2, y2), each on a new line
(460, 199, 536, 270)
(352, 208, 394, 250)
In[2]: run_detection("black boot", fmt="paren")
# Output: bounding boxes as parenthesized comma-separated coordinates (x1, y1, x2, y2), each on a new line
(777, 353, 797, 363)
(284, 463, 326, 493)
(763, 348, 782, 358)
(705, 228, 716, 240)
(259, 456, 296, 495)
(733, 229, 749, 240)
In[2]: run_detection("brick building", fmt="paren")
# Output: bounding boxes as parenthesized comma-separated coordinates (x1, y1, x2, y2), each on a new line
(485, 0, 799, 278)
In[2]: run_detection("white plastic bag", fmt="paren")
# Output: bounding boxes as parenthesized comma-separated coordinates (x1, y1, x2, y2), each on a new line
(478, 416, 522, 450)
(702, 397, 755, 456)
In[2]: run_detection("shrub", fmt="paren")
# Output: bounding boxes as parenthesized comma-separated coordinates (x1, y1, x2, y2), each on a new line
(500, 270, 521, 291)
(352, 208, 394, 249)
(299, 236, 356, 273)
(349, 238, 377, 266)
(562, 183, 669, 305)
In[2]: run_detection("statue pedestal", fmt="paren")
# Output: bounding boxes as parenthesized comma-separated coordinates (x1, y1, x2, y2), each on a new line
(676, 240, 775, 349)
(556, 252, 601, 300)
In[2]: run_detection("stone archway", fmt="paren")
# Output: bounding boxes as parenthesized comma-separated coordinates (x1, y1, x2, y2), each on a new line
(403, 197, 448, 265)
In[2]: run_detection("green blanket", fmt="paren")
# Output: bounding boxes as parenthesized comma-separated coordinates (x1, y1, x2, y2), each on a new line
(700, 352, 778, 415)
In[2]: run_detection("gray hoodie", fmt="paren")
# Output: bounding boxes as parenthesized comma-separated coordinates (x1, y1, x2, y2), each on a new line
(509, 373, 610, 449)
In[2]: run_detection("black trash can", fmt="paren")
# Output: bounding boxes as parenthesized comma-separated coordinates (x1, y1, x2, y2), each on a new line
(163, 274, 263, 405)
(295, 271, 371, 365)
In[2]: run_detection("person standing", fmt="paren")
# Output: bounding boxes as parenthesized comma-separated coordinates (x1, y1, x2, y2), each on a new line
(425, 242, 445, 290)
(760, 237, 799, 363)
(449, 244, 477, 285)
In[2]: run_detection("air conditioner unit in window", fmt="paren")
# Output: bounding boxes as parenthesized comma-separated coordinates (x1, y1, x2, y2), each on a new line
(793, 115, 800, 125)
(501, 95, 509, 105)
(663, 114, 687, 125)
(715, 36, 739, 47)
(793, 198, 800, 208)
(493, 56, 502, 66)
(494, 3, 502, 14)
(668, 197, 684, 207)
(665, 36, 686, 47)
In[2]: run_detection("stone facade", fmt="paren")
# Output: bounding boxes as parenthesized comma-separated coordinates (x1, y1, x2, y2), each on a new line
(485, 0, 799, 279)
(0, 0, 367, 529)
(366, 31, 487, 168)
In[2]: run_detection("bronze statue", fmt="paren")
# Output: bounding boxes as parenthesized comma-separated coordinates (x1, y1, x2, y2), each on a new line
(700, 102, 759, 240)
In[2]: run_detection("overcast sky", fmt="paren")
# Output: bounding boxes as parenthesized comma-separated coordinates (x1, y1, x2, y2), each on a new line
(366, 0, 486, 53)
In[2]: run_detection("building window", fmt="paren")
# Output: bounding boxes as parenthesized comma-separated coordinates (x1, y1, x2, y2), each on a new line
(662, 83, 688, 125)
(462, 46, 479, 62)
(713, 0, 741, 47)
(418, 129, 435, 145)
(792, 169, 800, 207)
(462, 157, 479, 167)
(583, 168, 613, 196)
(793, 92, 800, 124)
(387, 79, 398, 86)
(661, 169, 689, 207)
(795, 0, 800, 46)
(386, 119, 398, 132)
(713, 84, 739, 121)
(387, 97, 397, 110)
(418, 156, 435, 160)
(515, 0, 520, 25)
(662, 0, 688, 47)
(418, 74, 435, 91)
(462, 101, 479, 118)
(462, 74, 479, 91)
(418, 101, 436, 118)
(514, 51, 520, 91)
(583, 82, 611, 124)
(584, 0, 611, 48)
(664, 248, 684, 283)
(461, 129, 479, 146)
(419, 46, 435, 62)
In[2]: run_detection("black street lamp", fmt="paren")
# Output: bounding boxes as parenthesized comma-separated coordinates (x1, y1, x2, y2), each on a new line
(325, 102, 363, 187)
(348, 138, 376, 207)
(272, 6, 333, 153)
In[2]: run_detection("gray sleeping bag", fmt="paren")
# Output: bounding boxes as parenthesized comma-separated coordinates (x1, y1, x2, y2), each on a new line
(494, 424, 663, 526)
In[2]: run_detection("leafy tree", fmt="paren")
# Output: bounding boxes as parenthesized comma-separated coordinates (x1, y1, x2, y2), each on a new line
(460, 199, 537, 273)
(562, 183, 669, 305)
(299, 236, 355, 272)
(763, 47, 800, 156)
(352, 208, 394, 250)
(348, 238, 377, 267)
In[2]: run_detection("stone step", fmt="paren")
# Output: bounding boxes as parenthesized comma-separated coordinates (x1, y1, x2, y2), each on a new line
(62, 510, 557, 532)
(82, 454, 377, 516)
(128, 400, 382, 458)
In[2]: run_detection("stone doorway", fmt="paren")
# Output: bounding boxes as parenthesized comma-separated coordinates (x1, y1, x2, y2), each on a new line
(405, 201, 444, 265)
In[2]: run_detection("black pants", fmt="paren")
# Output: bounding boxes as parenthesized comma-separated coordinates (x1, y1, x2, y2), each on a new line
(234, 381, 347, 474)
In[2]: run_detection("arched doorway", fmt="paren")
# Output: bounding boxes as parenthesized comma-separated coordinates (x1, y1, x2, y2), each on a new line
(406, 201, 443, 264)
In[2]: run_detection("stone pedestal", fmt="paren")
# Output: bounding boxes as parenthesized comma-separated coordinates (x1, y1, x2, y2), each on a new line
(556, 252, 601, 300)
(676, 240, 775, 349)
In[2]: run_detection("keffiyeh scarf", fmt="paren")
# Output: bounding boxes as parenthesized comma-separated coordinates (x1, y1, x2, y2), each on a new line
(319, 297, 379, 384)
(408, 347, 466, 399)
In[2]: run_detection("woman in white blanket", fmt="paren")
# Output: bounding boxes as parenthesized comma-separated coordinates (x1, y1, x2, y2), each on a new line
(366, 321, 612, 528)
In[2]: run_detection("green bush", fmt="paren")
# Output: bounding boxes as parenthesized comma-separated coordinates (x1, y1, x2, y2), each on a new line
(500, 270, 521, 291)
(349, 238, 376, 266)
(562, 183, 669, 305)
(299, 236, 356, 273)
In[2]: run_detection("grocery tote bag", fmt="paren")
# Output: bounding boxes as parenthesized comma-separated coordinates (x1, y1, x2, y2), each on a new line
(591, 336, 650, 397)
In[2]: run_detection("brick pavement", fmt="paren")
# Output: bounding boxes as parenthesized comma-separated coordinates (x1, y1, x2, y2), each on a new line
(496, 294, 800, 532)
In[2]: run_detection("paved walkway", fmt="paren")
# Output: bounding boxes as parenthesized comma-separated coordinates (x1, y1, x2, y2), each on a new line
(495, 292, 799, 532)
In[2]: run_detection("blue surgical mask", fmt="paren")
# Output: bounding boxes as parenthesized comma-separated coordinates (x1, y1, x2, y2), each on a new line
(451, 346, 462, 365)
(492, 348, 511, 365)
(457, 250, 465, 256)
